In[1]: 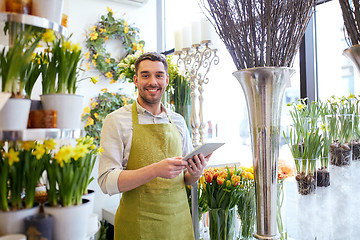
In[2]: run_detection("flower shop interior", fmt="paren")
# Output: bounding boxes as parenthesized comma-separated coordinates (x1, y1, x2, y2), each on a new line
(1, 0, 360, 239)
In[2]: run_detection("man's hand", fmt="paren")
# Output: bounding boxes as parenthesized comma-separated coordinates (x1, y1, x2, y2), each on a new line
(184, 153, 211, 184)
(155, 156, 188, 179)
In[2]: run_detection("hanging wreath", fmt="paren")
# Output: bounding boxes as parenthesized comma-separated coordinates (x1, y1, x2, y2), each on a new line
(85, 7, 145, 82)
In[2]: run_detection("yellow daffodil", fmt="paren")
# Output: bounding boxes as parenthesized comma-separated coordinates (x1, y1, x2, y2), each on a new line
(107, 7, 114, 14)
(101, 88, 108, 92)
(296, 103, 305, 111)
(110, 79, 116, 84)
(93, 53, 98, 59)
(349, 93, 355, 99)
(42, 29, 56, 43)
(96, 147, 104, 155)
(6, 148, 20, 166)
(33, 145, 46, 160)
(44, 139, 56, 151)
(104, 36, 109, 42)
(90, 76, 99, 84)
(90, 26, 97, 31)
(64, 40, 72, 51)
(99, 28, 106, 33)
(124, 27, 129, 34)
(90, 32, 98, 41)
(124, 21, 128, 27)
(54, 145, 74, 167)
(21, 141, 36, 151)
(92, 59, 97, 67)
(105, 72, 113, 79)
(71, 43, 81, 52)
(105, 58, 111, 64)
(94, 113, 99, 119)
(73, 144, 90, 160)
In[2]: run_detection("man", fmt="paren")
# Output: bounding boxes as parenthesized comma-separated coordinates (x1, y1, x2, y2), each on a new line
(98, 52, 211, 239)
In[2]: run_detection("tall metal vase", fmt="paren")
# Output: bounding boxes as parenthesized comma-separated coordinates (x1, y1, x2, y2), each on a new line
(343, 44, 360, 73)
(233, 67, 294, 240)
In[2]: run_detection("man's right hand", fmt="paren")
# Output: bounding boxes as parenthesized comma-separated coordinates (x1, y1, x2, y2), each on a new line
(154, 156, 188, 179)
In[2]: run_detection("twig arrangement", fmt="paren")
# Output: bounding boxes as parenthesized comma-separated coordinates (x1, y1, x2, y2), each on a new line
(199, 0, 317, 70)
(339, 0, 360, 47)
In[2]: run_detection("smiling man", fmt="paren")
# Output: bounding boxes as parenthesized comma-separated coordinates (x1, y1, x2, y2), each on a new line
(98, 52, 211, 240)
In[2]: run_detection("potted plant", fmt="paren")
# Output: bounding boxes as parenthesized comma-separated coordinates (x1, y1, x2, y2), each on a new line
(0, 29, 42, 130)
(39, 29, 84, 129)
(284, 98, 323, 195)
(0, 139, 54, 235)
(327, 95, 354, 167)
(43, 136, 102, 240)
(202, 166, 242, 240)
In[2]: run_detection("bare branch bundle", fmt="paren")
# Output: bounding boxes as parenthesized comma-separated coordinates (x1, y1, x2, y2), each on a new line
(199, 0, 317, 70)
(339, 0, 360, 47)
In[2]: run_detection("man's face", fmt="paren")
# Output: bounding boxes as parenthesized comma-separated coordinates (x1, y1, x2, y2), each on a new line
(134, 60, 169, 106)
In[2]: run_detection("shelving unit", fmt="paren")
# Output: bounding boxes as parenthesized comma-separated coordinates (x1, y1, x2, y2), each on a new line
(0, 129, 83, 141)
(0, 12, 68, 36)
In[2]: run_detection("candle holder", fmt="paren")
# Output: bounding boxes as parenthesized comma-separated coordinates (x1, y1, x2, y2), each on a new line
(175, 41, 219, 147)
(175, 40, 219, 240)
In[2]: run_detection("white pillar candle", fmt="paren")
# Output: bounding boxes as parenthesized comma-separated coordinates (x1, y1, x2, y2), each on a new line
(201, 17, 213, 42)
(174, 30, 183, 52)
(182, 25, 192, 49)
(191, 21, 201, 46)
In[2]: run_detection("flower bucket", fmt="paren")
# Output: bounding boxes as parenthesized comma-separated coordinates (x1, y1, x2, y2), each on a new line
(40, 94, 83, 129)
(31, 0, 64, 24)
(0, 204, 40, 236)
(237, 187, 256, 240)
(43, 199, 90, 240)
(0, 98, 31, 131)
(294, 158, 317, 195)
(209, 207, 236, 240)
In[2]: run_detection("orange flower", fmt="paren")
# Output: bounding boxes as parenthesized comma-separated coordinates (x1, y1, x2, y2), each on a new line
(278, 159, 293, 180)
(217, 176, 225, 186)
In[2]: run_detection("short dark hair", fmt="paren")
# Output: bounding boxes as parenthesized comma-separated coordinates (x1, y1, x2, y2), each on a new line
(134, 52, 168, 75)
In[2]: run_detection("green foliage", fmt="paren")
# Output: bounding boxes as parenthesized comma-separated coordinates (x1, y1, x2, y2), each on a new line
(0, 29, 42, 97)
(81, 89, 135, 146)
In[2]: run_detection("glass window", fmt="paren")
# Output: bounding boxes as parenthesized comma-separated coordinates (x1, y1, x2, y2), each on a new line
(164, 0, 300, 166)
(316, 0, 360, 100)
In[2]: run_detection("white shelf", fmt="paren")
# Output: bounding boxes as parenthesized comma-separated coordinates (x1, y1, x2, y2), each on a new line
(0, 12, 68, 36)
(0, 129, 83, 141)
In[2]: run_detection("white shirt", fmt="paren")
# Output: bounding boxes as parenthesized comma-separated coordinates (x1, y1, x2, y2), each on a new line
(98, 100, 193, 195)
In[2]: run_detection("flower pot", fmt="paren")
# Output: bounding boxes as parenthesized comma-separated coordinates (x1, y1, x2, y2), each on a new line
(0, 92, 10, 111)
(24, 213, 53, 240)
(40, 94, 83, 129)
(5, 0, 31, 14)
(209, 207, 236, 240)
(0, 204, 40, 236)
(0, 98, 31, 130)
(294, 158, 317, 195)
(237, 186, 256, 240)
(43, 199, 90, 240)
(82, 189, 95, 215)
(31, 0, 64, 24)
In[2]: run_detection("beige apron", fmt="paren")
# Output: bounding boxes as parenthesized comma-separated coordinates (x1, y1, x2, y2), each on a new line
(114, 102, 194, 240)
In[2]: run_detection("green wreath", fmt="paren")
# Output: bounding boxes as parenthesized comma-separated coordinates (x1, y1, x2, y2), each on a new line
(85, 8, 145, 82)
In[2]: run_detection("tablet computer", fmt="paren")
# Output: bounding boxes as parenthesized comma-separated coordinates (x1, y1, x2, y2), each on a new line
(183, 142, 225, 161)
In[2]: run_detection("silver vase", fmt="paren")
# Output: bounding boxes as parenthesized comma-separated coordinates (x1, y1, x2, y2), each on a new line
(233, 67, 294, 240)
(343, 44, 360, 73)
